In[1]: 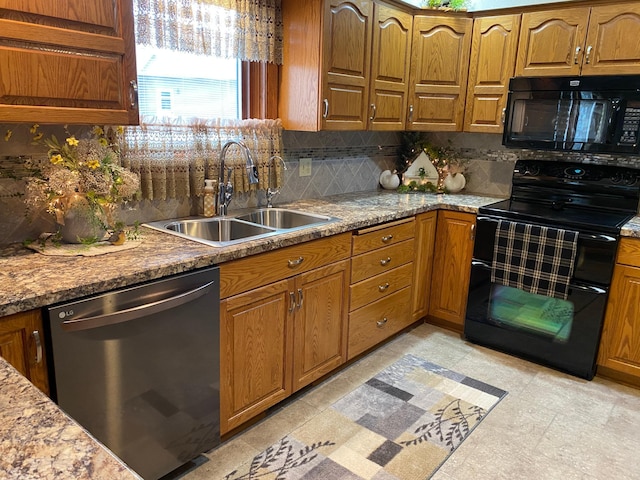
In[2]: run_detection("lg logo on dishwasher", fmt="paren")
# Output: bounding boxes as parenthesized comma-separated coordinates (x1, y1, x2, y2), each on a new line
(58, 310, 74, 319)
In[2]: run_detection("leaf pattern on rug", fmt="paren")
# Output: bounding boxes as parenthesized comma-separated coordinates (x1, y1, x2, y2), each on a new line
(224, 437, 335, 480)
(399, 399, 486, 451)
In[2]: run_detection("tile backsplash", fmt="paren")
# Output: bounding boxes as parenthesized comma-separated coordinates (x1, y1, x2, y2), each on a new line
(3, 126, 640, 246)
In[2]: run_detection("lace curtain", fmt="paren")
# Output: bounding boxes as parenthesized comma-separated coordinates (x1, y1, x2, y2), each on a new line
(134, 0, 283, 64)
(121, 118, 283, 200)
(123, 0, 285, 200)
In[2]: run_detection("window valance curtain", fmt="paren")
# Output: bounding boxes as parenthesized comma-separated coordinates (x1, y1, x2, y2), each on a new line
(121, 118, 283, 200)
(134, 0, 283, 64)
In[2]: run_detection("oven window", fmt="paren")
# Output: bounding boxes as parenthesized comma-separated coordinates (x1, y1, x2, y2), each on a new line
(489, 285, 574, 343)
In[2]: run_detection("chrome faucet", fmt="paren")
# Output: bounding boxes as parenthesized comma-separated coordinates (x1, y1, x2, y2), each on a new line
(217, 141, 259, 216)
(266, 155, 287, 208)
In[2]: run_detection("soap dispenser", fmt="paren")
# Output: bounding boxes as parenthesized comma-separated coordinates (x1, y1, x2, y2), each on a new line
(203, 179, 216, 217)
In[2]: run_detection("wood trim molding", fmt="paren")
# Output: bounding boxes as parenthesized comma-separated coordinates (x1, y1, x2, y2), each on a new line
(242, 61, 279, 119)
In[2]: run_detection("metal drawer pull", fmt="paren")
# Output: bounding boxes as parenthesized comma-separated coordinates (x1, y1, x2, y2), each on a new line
(289, 292, 296, 313)
(288, 256, 304, 268)
(323, 99, 329, 118)
(378, 282, 390, 292)
(297, 288, 304, 309)
(370, 103, 377, 121)
(574, 45, 581, 64)
(585, 45, 593, 64)
(408, 104, 414, 123)
(32, 330, 42, 364)
(377, 317, 388, 328)
(381, 234, 393, 243)
(470, 223, 476, 241)
(380, 257, 391, 266)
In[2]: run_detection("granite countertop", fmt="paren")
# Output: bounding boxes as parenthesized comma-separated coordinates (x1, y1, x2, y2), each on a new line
(0, 190, 504, 317)
(2, 189, 640, 479)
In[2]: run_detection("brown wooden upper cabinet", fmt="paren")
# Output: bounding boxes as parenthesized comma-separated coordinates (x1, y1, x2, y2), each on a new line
(464, 14, 521, 134)
(516, 4, 640, 77)
(280, 0, 413, 131)
(369, 2, 413, 131)
(407, 14, 472, 132)
(0, 0, 139, 125)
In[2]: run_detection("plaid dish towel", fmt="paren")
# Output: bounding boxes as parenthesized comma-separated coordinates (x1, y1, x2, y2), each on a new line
(491, 220, 578, 300)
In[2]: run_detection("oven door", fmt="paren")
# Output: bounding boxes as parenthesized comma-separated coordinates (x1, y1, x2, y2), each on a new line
(464, 261, 607, 379)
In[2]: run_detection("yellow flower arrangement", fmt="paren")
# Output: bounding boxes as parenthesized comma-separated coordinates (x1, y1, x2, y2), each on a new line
(13, 124, 140, 242)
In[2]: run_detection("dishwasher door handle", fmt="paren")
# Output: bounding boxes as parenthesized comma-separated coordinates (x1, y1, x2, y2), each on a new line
(61, 280, 216, 332)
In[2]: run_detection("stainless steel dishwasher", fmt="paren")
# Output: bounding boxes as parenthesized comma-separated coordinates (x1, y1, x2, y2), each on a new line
(45, 267, 220, 480)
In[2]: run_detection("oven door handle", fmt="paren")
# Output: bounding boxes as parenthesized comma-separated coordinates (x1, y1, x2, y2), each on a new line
(472, 260, 492, 269)
(579, 234, 617, 243)
(570, 284, 608, 295)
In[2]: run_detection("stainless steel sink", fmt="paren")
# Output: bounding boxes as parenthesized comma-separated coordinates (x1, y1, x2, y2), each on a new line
(233, 208, 334, 230)
(143, 208, 339, 247)
(146, 217, 278, 247)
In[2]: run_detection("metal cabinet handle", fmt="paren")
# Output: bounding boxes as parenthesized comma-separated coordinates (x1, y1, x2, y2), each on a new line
(381, 234, 393, 243)
(585, 45, 593, 64)
(297, 288, 304, 309)
(380, 257, 391, 266)
(369, 103, 377, 121)
(501, 108, 506, 125)
(376, 317, 388, 328)
(574, 45, 582, 64)
(470, 224, 476, 241)
(288, 256, 304, 268)
(408, 104, 414, 123)
(289, 291, 296, 313)
(323, 99, 329, 118)
(378, 282, 390, 292)
(129, 80, 138, 108)
(32, 330, 42, 364)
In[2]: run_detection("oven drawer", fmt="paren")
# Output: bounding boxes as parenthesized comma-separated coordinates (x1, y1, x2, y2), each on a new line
(473, 216, 618, 286)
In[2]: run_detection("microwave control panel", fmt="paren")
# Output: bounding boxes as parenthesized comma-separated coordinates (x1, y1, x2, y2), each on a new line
(619, 102, 640, 146)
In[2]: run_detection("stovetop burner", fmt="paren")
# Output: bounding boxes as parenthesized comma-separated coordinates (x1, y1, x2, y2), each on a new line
(480, 160, 640, 233)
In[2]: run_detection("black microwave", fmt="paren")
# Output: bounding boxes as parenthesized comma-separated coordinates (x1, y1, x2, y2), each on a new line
(502, 75, 640, 154)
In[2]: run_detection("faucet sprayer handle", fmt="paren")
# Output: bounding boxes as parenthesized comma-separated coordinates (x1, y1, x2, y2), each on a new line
(247, 164, 259, 184)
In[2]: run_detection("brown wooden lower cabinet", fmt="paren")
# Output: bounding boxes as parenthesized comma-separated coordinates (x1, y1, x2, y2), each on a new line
(0, 309, 50, 395)
(428, 210, 476, 331)
(412, 211, 437, 320)
(219, 256, 350, 434)
(597, 238, 640, 387)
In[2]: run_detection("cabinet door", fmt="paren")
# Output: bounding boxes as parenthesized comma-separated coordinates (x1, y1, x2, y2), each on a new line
(0, 0, 139, 125)
(292, 260, 350, 392)
(220, 280, 293, 434)
(516, 7, 590, 77)
(322, 0, 373, 130)
(598, 264, 640, 381)
(428, 210, 476, 330)
(581, 4, 640, 76)
(412, 211, 437, 321)
(368, 2, 412, 131)
(464, 14, 520, 133)
(0, 310, 49, 395)
(407, 15, 472, 131)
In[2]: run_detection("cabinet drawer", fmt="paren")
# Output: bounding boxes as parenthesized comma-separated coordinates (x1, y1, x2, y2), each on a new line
(351, 239, 414, 283)
(617, 237, 640, 268)
(352, 218, 415, 255)
(220, 233, 351, 298)
(349, 263, 413, 311)
(348, 287, 413, 359)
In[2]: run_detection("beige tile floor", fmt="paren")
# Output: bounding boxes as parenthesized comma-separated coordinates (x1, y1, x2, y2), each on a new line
(184, 323, 640, 480)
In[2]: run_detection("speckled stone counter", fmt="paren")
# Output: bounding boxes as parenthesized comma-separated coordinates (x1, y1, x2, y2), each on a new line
(3, 189, 640, 480)
(0, 357, 141, 479)
(0, 191, 502, 317)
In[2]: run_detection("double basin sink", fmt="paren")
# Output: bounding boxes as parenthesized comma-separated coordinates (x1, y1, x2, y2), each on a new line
(144, 208, 339, 247)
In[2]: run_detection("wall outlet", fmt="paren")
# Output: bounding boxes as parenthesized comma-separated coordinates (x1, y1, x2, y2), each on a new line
(299, 157, 312, 177)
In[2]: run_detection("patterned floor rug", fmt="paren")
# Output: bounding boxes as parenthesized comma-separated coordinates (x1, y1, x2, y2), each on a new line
(223, 354, 507, 480)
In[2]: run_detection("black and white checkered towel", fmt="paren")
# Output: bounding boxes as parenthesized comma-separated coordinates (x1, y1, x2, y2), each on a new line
(491, 220, 578, 300)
